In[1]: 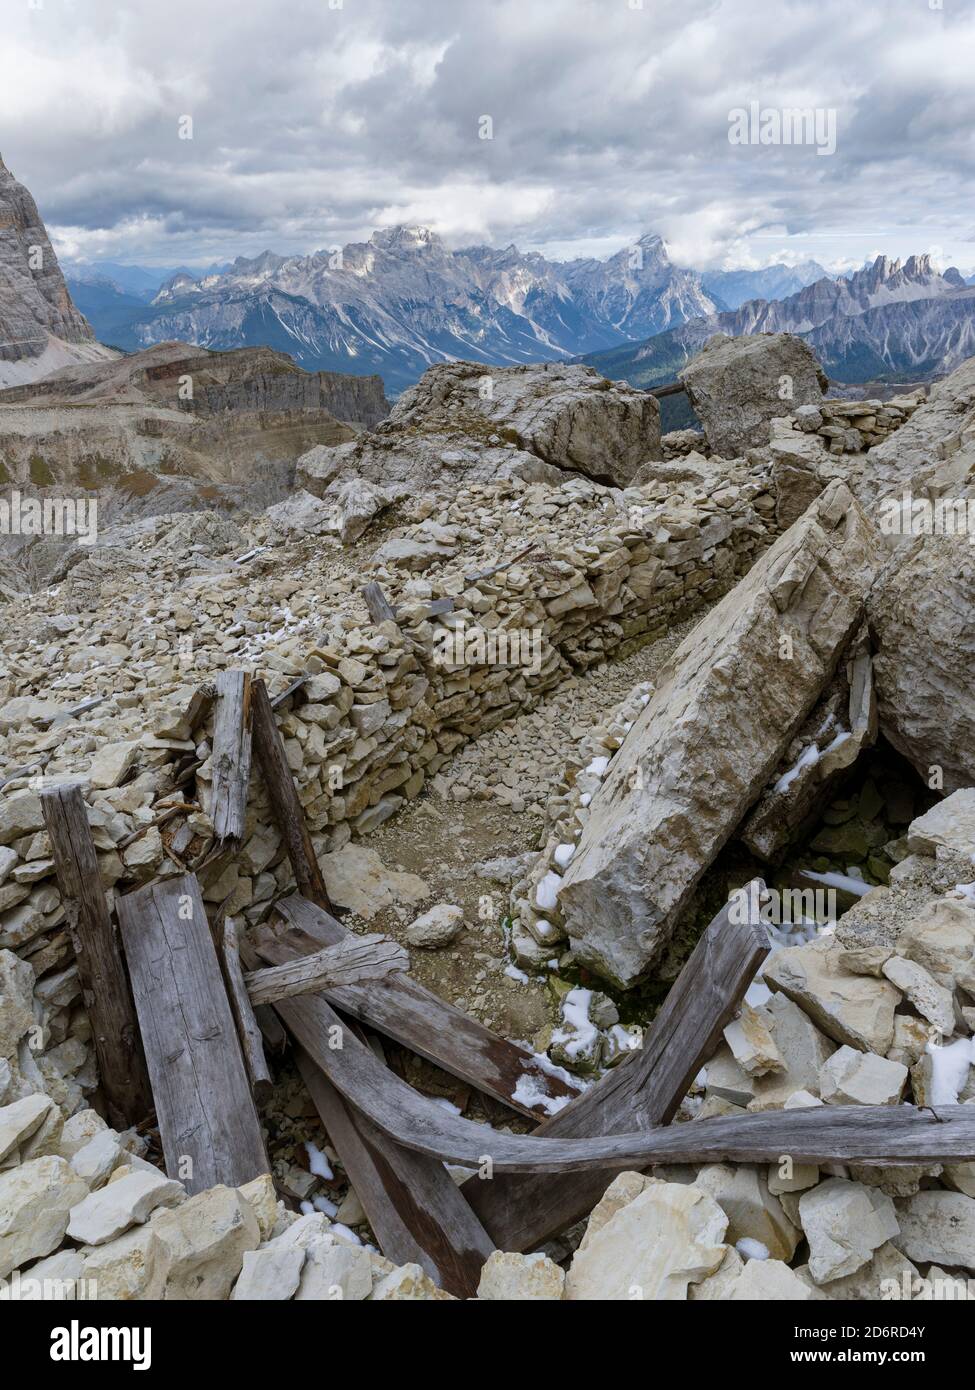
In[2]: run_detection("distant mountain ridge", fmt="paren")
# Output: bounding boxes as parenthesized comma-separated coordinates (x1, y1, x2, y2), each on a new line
(80, 227, 721, 393)
(580, 254, 973, 389)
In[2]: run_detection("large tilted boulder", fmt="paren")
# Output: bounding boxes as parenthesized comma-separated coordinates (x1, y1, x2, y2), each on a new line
(557, 481, 885, 986)
(297, 360, 661, 495)
(869, 529, 975, 795)
(680, 333, 827, 458)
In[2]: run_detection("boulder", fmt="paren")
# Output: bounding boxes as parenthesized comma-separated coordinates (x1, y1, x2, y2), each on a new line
(908, 791, 975, 859)
(0, 1094, 60, 1164)
(294, 1235, 373, 1301)
(679, 333, 827, 457)
(881, 955, 955, 1034)
(565, 1179, 728, 1301)
(798, 1242, 919, 1301)
(799, 1178, 900, 1284)
(895, 899, 975, 991)
(819, 1045, 908, 1106)
(892, 1191, 975, 1270)
(79, 1224, 173, 1301)
(405, 903, 465, 949)
(0, 1156, 88, 1278)
(727, 1258, 822, 1300)
(557, 482, 883, 985)
(476, 1250, 566, 1301)
(232, 1245, 305, 1301)
(151, 1185, 261, 1300)
(368, 1262, 454, 1300)
(388, 361, 661, 487)
(0, 950, 34, 1058)
(869, 535, 975, 795)
(693, 1164, 800, 1261)
(67, 1167, 183, 1246)
(747, 994, 836, 1109)
(764, 937, 900, 1054)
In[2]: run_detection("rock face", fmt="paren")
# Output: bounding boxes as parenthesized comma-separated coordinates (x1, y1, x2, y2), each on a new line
(557, 481, 884, 985)
(0, 155, 95, 357)
(679, 333, 827, 457)
(300, 360, 661, 494)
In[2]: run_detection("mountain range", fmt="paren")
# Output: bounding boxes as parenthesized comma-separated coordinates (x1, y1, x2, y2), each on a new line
(580, 253, 974, 390)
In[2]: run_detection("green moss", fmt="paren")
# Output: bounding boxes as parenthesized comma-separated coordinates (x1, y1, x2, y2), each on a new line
(29, 455, 55, 487)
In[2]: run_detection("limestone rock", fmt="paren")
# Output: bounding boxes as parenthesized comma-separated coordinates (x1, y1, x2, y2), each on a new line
(869, 533, 975, 794)
(232, 1245, 305, 1301)
(79, 1224, 173, 1301)
(558, 482, 883, 985)
(319, 844, 428, 920)
(565, 1179, 728, 1301)
(0, 791, 45, 846)
(67, 1167, 183, 1246)
(799, 1242, 919, 1301)
(295, 1235, 374, 1301)
(405, 903, 465, 949)
(799, 1177, 900, 1284)
(0, 1155, 88, 1278)
(895, 899, 975, 991)
(85, 741, 138, 790)
(748, 994, 836, 1109)
(688, 1246, 745, 1300)
(723, 1003, 784, 1077)
(151, 1184, 261, 1300)
(727, 1258, 822, 1300)
(0, 949, 34, 1058)
(693, 1163, 800, 1261)
(477, 1250, 565, 1301)
(892, 1191, 975, 1270)
(764, 937, 900, 1054)
(882, 955, 955, 1034)
(369, 1262, 454, 1300)
(908, 790, 975, 859)
(819, 1045, 908, 1106)
(679, 333, 827, 457)
(0, 1093, 58, 1164)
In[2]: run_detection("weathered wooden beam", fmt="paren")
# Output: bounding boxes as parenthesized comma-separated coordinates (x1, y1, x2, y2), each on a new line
(275, 986, 975, 1173)
(465, 894, 770, 1249)
(362, 581, 398, 626)
(221, 917, 273, 1105)
(41, 783, 152, 1129)
(238, 935, 289, 1055)
(244, 933, 408, 1006)
(296, 1047, 494, 1299)
(210, 669, 253, 848)
(184, 680, 217, 735)
(249, 678, 333, 911)
(258, 896, 578, 1119)
(647, 380, 687, 399)
(271, 676, 308, 710)
(117, 875, 269, 1193)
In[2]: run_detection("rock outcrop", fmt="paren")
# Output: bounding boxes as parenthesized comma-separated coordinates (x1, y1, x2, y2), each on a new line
(555, 481, 884, 986)
(679, 332, 828, 457)
(0, 154, 112, 389)
(297, 360, 661, 495)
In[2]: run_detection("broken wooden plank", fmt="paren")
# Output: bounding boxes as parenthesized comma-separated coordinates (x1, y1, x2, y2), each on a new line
(250, 678, 333, 911)
(221, 917, 273, 1106)
(274, 987, 975, 1172)
(244, 933, 408, 1005)
(466, 894, 770, 1250)
(258, 896, 578, 1119)
(117, 874, 269, 1193)
(362, 580, 398, 626)
(41, 782, 152, 1129)
(647, 380, 687, 399)
(184, 680, 217, 735)
(41, 695, 107, 729)
(210, 669, 253, 848)
(296, 1047, 494, 1299)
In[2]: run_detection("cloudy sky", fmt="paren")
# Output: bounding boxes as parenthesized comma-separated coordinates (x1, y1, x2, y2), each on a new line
(2, 0, 974, 273)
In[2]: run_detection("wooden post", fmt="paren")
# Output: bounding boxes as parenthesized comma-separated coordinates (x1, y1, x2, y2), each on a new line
(362, 581, 398, 626)
(117, 875, 269, 1193)
(41, 783, 152, 1128)
(296, 1047, 494, 1300)
(250, 678, 333, 911)
(221, 917, 273, 1106)
(465, 894, 771, 1250)
(210, 670, 253, 848)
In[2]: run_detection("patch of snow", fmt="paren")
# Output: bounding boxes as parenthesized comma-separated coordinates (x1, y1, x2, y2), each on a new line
(925, 1037, 975, 1106)
(535, 870, 563, 912)
(553, 842, 576, 869)
(736, 1238, 770, 1261)
(305, 1141, 334, 1182)
(511, 1073, 572, 1116)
